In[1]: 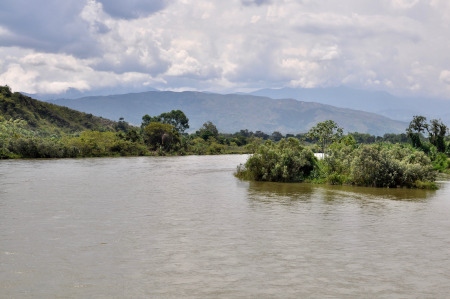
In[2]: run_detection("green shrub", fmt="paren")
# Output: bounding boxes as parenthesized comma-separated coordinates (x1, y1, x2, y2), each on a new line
(349, 144, 436, 188)
(235, 138, 317, 182)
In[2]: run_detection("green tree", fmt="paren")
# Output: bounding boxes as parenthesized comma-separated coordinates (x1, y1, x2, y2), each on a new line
(407, 116, 449, 153)
(407, 115, 428, 149)
(428, 119, 448, 153)
(141, 114, 155, 128)
(141, 110, 189, 133)
(115, 117, 131, 132)
(143, 122, 180, 151)
(0, 85, 12, 97)
(307, 120, 343, 154)
(270, 131, 284, 141)
(159, 110, 189, 133)
(323, 135, 357, 184)
(197, 121, 219, 141)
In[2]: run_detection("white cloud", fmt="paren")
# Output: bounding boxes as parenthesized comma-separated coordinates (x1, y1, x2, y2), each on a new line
(390, 0, 420, 10)
(440, 70, 450, 85)
(1, 0, 450, 98)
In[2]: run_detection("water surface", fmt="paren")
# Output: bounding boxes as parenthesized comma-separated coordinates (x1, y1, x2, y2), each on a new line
(1, 155, 450, 298)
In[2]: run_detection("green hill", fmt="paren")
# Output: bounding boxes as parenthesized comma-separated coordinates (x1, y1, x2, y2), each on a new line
(50, 90, 408, 135)
(1, 85, 116, 134)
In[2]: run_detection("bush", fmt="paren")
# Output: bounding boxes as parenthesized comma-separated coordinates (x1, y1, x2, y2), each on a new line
(8, 136, 66, 158)
(235, 138, 317, 182)
(110, 139, 148, 156)
(350, 144, 401, 187)
(349, 144, 436, 188)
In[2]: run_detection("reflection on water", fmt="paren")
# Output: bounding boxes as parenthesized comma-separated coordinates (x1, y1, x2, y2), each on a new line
(1, 155, 450, 298)
(248, 180, 436, 203)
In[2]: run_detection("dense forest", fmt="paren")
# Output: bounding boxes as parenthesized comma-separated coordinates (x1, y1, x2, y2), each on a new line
(1, 85, 449, 188)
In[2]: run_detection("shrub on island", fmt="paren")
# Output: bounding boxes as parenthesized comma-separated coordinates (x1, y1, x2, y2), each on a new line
(235, 138, 317, 182)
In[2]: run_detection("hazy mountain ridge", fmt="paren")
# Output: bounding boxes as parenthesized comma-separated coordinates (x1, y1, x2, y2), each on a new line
(249, 86, 449, 123)
(49, 91, 408, 135)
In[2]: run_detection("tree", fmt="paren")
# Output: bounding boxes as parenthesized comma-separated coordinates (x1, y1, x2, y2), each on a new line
(197, 121, 219, 141)
(143, 122, 180, 151)
(270, 131, 284, 141)
(141, 110, 189, 133)
(0, 85, 12, 97)
(428, 119, 448, 153)
(407, 115, 428, 149)
(254, 131, 269, 140)
(307, 120, 343, 154)
(141, 114, 155, 128)
(115, 117, 131, 132)
(407, 116, 448, 153)
(158, 110, 190, 133)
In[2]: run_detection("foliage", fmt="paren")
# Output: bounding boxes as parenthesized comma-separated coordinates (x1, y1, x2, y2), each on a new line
(270, 131, 284, 141)
(237, 123, 438, 188)
(142, 110, 189, 133)
(307, 120, 343, 154)
(407, 115, 448, 153)
(8, 136, 69, 158)
(348, 144, 436, 188)
(428, 119, 448, 153)
(431, 151, 450, 173)
(0, 86, 116, 134)
(0, 116, 34, 158)
(235, 138, 317, 182)
(320, 135, 357, 184)
(196, 121, 219, 141)
(1, 88, 448, 191)
(143, 122, 181, 152)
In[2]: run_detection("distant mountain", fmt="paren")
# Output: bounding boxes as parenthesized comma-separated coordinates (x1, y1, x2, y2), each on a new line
(249, 86, 450, 124)
(22, 86, 159, 101)
(1, 86, 116, 133)
(49, 91, 408, 135)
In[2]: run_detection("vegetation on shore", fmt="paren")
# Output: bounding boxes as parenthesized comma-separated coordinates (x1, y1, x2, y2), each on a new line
(0, 85, 253, 158)
(2, 85, 450, 188)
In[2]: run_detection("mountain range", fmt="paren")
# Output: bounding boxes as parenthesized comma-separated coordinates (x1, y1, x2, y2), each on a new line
(249, 86, 450, 124)
(46, 90, 411, 136)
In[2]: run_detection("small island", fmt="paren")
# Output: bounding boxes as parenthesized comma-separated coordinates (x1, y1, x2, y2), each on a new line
(236, 119, 448, 189)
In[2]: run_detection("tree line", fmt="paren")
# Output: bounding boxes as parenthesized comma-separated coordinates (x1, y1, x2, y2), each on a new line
(1, 108, 256, 158)
(2, 90, 450, 189)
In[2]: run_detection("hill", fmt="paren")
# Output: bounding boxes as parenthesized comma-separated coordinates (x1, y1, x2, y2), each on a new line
(49, 90, 408, 135)
(0, 85, 116, 134)
(249, 86, 450, 124)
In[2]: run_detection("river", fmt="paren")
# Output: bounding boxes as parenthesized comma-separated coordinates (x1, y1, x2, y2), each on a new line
(1, 155, 450, 298)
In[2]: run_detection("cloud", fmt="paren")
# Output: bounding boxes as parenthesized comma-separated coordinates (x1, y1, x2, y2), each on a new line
(0, 48, 162, 94)
(1, 0, 450, 99)
(0, 0, 97, 56)
(390, 0, 420, 10)
(440, 70, 450, 85)
(241, 0, 273, 6)
(292, 12, 422, 42)
(97, 0, 172, 19)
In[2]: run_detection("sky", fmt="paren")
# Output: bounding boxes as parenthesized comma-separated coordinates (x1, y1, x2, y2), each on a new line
(1, 0, 450, 98)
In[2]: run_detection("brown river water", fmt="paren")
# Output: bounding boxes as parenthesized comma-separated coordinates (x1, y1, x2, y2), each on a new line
(1, 155, 450, 298)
